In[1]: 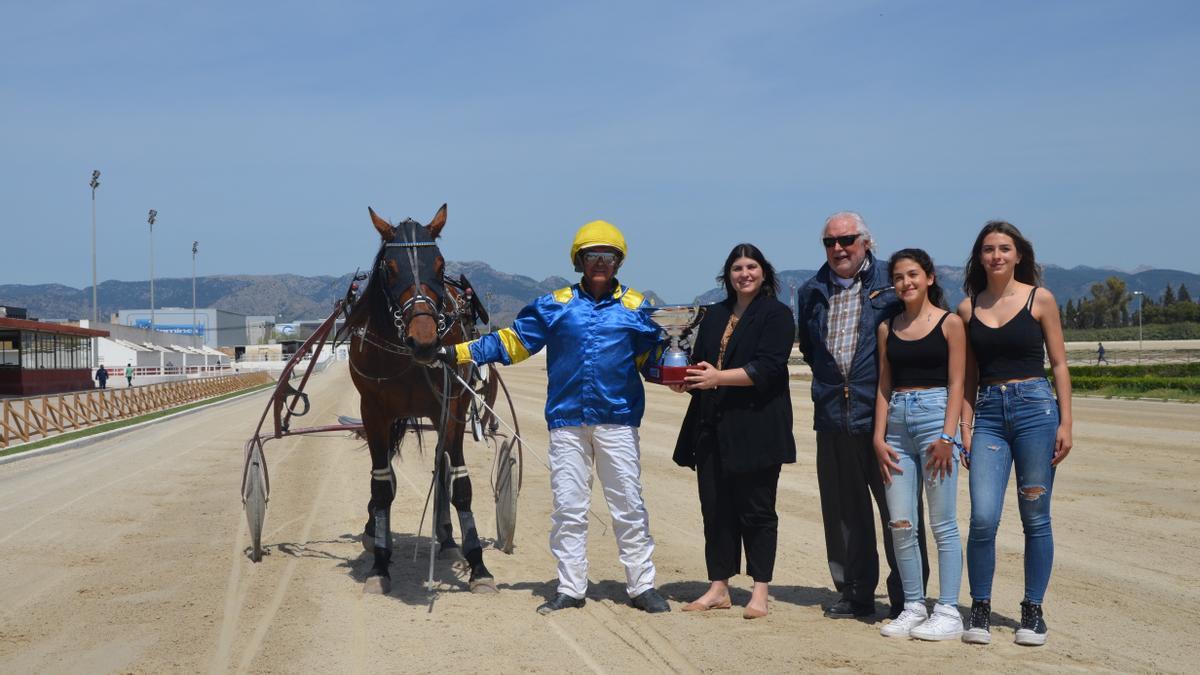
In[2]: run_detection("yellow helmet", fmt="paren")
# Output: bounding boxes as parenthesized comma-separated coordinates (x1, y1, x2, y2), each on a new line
(569, 220, 627, 270)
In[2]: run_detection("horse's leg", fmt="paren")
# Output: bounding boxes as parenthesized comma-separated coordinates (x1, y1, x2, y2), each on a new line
(481, 369, 500, 434)
(362, 415, 396, 594)
(433, 449, 463, 561)
(362, 418, 406, 552)
(444, 414, 496, 592)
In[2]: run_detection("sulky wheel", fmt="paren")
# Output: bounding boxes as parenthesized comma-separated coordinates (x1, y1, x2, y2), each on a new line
(243, 442, 268, 562)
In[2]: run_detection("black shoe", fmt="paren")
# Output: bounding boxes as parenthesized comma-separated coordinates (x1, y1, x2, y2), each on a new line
(536, 592, 586, 615)
(630, 588, 670, 614)
(824, 598, 874, 618)
(1015, 600, 1048, 646)
(962, 599, 992, 644)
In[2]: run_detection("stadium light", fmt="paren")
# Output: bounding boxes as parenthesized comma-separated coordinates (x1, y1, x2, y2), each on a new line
(1132, 291, 1145, 364)
(148, 209, 158, 331)
(192, 240, 199, 347)
(90, 170, 101, 326)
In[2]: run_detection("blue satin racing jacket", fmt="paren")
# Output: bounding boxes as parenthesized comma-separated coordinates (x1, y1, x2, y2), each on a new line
(455, 282, 662, 430)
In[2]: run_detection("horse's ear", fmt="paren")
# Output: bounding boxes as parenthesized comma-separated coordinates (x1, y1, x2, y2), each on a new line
(368, 207, 394, 241)
(427, 203, 447, 239)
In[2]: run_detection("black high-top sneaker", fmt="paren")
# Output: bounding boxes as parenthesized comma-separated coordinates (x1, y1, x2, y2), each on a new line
(962, 599, 992, 644)
(1015, 600, 1048, 646)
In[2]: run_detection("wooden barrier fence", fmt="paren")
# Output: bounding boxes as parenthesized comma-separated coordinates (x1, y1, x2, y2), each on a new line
(1, 372, 273, 449)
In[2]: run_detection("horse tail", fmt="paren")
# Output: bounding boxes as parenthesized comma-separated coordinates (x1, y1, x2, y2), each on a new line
(388, 417, 420, 460)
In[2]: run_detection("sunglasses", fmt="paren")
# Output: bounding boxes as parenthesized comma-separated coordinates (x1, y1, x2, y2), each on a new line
(822, 234, 861, 248)
(582, 251, 619, 265)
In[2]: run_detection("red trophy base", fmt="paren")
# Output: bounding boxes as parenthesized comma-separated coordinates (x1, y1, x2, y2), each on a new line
(645, 364, 690, 386)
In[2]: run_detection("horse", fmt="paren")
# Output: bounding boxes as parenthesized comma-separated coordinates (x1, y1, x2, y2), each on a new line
(345, 204, 496, 595)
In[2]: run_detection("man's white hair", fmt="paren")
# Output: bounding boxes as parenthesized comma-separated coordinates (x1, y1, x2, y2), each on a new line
(822, 211, 874, 249)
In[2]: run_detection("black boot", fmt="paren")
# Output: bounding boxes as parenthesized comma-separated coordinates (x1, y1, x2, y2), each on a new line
(537, 593, 586, 615)
(1015, 600, 1048, 646)
(962, 599, 991, 644)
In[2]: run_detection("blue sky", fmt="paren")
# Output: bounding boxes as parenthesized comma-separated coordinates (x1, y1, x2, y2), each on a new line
(2, 1, 1198, 302)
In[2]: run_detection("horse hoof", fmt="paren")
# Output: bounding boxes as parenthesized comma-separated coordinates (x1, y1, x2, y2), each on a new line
(364, 575, 392, 595)
(469, 577, 498, 594)
(438, 546, 466, 562)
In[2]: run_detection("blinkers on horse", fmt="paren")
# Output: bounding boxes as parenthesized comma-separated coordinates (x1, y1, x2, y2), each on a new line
(369, 208, 455, 364)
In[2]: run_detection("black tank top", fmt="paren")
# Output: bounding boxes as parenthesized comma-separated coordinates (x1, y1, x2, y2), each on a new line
(887, 312, 950, 388)
(969, 288, 1046, 382)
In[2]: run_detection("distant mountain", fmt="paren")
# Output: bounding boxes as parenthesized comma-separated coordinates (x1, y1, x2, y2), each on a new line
(691, 265, 1200, 310)
(3, 263, 1195, 329)
(0, 262, 663, 329)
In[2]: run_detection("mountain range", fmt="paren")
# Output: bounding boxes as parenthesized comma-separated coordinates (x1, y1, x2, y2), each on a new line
(2, 263, 1196, 329)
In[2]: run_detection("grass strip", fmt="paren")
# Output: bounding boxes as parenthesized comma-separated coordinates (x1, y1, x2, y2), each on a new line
(0, 381, 276, 459)
(1075, 386, 1200, 403)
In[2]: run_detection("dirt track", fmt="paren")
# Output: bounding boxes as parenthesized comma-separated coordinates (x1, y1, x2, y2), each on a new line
(1, 359, 1197, 673)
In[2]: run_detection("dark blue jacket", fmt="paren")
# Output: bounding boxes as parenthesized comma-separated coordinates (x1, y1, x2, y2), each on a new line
(796, 253, 900, 433)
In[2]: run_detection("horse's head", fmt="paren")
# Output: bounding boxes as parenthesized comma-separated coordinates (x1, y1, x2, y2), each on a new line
(369, 204, 448, 364)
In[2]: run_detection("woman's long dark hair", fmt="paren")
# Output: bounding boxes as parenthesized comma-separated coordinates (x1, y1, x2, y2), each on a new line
(888, 248, 947, 310)
(717, 243, 779, 303)
(963, 220, 1042, 295)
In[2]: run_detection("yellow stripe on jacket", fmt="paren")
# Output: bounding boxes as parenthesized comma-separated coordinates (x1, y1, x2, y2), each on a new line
(455, 327, 531, 365)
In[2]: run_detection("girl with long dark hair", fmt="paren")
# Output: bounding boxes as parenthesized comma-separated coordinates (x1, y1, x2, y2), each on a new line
(956, 221, 1073, 646)
(670, 243, 796, 619)
(873, 249, 966, 640)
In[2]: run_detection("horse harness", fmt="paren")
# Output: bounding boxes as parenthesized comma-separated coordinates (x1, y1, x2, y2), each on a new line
(344, 221, 484, 379)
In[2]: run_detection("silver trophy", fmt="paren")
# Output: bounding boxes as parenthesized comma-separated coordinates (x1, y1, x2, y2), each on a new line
(645, 304, 706, 385)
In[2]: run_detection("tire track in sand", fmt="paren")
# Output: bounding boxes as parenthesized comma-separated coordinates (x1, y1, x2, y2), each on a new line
(208, 440, 306, 674)
(233, 451, 337, 673)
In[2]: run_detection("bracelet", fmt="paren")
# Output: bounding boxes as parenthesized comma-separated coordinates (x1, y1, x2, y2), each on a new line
(937, 432, 955, 445)
(959, 422, 973, 429)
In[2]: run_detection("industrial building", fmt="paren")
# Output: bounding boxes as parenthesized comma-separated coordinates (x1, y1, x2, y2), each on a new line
(116, 307, 249, 348)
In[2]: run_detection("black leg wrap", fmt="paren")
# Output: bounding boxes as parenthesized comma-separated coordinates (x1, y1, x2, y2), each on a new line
(434, 470, 456, 547)
(456, 510, 485, 566)
(373, 507, 391, 572)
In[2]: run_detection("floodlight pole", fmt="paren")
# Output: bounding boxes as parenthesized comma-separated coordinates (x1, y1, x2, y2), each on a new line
(192, 241, 199, 347)
(90, 170, 101, 325)
(148, 209, 158, 331)
(1133, 291, 1144, 364)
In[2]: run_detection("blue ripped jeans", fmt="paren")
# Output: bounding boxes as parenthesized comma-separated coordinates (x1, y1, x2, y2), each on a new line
(884, 387, 961, 606)
(967, 378, 1059, 605)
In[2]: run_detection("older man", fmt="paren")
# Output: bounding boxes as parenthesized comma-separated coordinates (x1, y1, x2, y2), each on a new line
(796, 211, 928, 619)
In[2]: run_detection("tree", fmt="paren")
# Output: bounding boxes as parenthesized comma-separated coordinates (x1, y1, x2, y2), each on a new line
(1064, 298, 1078, 328)
(1085, 276, 1130, 328)
(1179, 283, 1193, 303)
(1163, 283, 1176, 306)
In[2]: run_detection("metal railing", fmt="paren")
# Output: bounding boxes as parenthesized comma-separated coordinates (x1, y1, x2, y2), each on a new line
(1066, 349, 1198, 367)
(1, 371, 272, 449)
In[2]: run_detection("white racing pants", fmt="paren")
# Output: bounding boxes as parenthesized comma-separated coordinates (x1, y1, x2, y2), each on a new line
(548, 424, 656, 599)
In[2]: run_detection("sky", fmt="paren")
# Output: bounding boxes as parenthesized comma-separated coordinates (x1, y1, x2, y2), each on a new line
(2, 1, 1198, 302)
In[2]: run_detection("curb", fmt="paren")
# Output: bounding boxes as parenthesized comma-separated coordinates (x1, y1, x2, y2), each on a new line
(0, 384, 274, 466)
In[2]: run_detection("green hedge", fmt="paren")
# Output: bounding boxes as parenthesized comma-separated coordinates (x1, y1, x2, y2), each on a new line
(1068, 375, 1200, 393)
(1063, 322, 1200, 342)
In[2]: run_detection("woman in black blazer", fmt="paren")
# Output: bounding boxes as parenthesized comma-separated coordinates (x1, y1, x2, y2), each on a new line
(671, 243, 796, 619)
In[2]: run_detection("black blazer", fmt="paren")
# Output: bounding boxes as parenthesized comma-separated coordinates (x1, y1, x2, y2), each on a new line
(673, 293, 797, 473)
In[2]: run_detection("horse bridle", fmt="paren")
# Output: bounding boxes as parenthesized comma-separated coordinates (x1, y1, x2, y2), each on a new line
(376, 224, 454, 342)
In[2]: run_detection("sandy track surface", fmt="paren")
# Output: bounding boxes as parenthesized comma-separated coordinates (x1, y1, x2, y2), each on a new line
(1, 360, 1197, 673)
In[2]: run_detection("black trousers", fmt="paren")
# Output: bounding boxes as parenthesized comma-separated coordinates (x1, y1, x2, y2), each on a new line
(697, 431, 781, 583)
(816, 431, 929, 609)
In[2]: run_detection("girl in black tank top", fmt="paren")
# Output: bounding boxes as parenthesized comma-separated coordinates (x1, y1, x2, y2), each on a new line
(872, 250, 968, 638)
(956, 221, 1073, 645)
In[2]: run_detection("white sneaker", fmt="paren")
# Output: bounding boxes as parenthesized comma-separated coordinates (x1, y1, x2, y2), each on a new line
(910, 603, 964, 641)
(880, 602, 928, 637)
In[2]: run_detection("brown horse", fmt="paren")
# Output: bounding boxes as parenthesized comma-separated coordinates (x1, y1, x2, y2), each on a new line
(346, 204, 495, 594)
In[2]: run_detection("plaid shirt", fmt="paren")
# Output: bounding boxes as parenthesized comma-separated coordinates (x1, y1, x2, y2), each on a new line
(824, 262, 869, 379)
